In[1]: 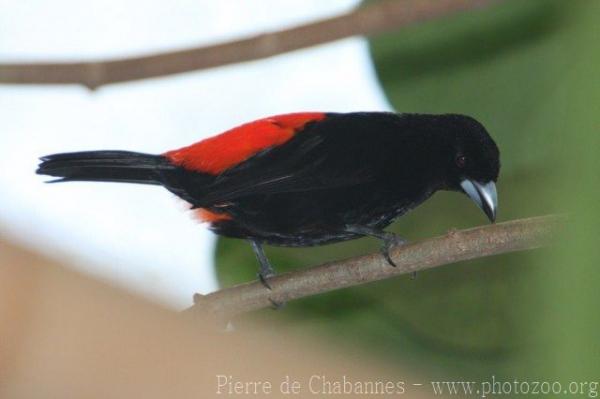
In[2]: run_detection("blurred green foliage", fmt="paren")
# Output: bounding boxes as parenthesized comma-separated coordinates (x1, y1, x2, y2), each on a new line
(216, 0, 599, 380)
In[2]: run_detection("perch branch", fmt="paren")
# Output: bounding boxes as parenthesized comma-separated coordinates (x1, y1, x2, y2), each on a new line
(184, 215, 562, 318)
(0, 0, 496, 89)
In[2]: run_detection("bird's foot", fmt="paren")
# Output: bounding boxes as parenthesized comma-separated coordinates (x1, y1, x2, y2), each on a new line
(379, 233, 408, 267)
(344, 225, 408, 267)
(257, 271, 275, 290)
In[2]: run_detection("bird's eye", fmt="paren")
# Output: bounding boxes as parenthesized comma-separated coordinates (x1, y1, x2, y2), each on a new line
(456, 155, 466, 168)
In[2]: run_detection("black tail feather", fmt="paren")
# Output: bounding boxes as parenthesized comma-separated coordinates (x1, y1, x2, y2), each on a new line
(36, 150, 176, 185)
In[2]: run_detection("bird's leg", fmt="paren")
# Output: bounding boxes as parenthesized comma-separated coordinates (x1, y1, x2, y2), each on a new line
(250, 239, 275, 289)
(249, 240, 285, 309)
(344, 225, 408, 268)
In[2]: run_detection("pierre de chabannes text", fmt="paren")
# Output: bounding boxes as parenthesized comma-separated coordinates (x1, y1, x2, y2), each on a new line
(216, 374, 599, 397)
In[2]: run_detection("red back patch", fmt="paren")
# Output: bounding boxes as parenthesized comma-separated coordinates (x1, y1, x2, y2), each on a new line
(164, 112, 326, 175)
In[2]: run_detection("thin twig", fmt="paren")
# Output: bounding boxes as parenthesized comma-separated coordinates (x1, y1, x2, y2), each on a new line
(184, 215, 562, 318)
(0, 0, 496, 89)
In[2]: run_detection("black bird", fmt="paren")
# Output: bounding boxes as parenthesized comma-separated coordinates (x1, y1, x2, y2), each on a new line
(37, 112, 500, 286)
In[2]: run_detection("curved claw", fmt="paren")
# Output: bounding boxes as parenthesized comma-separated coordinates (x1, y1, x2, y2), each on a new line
(381, 234, 408, 267)
(258, 272, 274, 290)
(381, 242, 397, 267)
(344, 225, 408, 267)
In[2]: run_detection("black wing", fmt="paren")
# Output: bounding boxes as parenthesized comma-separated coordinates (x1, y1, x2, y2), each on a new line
(193, 112, 402, 207)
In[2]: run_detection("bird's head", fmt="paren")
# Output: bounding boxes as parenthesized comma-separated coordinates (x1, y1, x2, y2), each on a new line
(440, 114, 500, 223)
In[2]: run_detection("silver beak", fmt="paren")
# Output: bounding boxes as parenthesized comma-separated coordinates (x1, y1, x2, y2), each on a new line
(460, 180, 498, 223)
